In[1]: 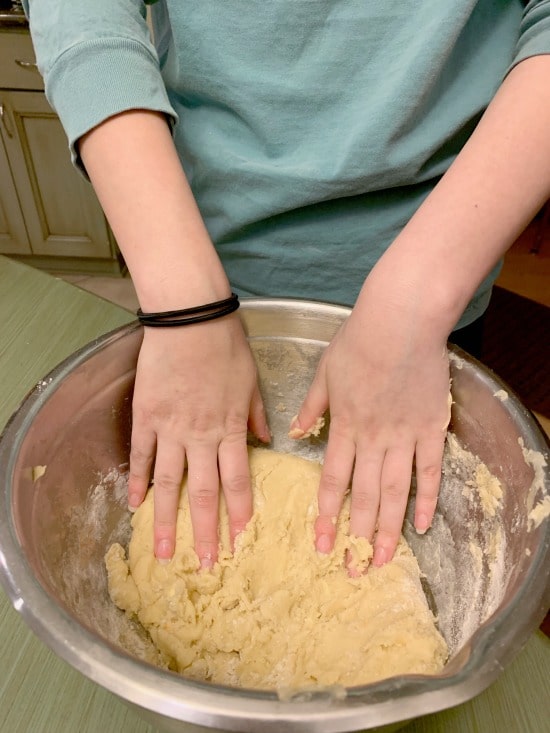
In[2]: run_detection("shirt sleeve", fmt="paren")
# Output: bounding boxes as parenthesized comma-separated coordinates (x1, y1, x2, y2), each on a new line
(23, 0, 177, 170)
(513, 0, 550, 67)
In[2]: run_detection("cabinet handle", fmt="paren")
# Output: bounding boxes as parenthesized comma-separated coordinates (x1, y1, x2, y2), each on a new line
(0, 102, 14, 138)
(15, 59, 39, 71)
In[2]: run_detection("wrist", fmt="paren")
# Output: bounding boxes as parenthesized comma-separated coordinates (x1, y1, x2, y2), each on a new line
(130, 257, 232, 313)
(358, 243, 473, 342)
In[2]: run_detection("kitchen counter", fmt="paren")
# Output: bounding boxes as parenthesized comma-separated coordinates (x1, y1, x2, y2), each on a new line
(0, 255, 548, 733)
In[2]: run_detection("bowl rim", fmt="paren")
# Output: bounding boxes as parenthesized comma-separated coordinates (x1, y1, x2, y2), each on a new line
(0, 298, 549, 732)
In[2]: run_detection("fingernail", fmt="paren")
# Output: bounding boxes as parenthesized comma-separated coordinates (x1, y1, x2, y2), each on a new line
(415, 514, 430, 535)
(156, 539, 172, 563)
(128, 494, 141, 513)
(288, 416, 305, 439)
(373, 547, 387, 567)
(200, 556, 213, 570)
(258, 427, 271, 444)
(345, 555, 361, 578)
(316, 534, 332, 554)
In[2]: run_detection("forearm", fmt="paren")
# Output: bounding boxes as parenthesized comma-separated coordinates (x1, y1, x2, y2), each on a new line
(79, 110, 230, 311)
(362, 54, 550, 332)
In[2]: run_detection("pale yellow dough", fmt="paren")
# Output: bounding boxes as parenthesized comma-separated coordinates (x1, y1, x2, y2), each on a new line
(105, 448, 447, 689)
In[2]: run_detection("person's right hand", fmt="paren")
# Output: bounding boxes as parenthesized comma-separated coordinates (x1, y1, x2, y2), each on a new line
(127, 313, 270, 568)
(76, 110, 271, 568)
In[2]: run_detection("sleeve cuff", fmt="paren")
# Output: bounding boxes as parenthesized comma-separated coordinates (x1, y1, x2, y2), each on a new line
(511, 2, 550, 70)
(44, 37, 178, 174)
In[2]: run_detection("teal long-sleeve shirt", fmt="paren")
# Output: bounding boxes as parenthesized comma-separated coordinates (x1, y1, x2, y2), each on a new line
(23, 0, 550, 325)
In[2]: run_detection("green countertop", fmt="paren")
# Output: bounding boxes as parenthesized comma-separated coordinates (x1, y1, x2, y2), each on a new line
(0, 256, 548, 733)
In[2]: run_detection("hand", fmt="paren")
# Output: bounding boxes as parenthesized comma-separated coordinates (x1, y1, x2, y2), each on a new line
(77, 111, 272, 567)
(291, 270, 451, 569)
(127, 314, 270, 567)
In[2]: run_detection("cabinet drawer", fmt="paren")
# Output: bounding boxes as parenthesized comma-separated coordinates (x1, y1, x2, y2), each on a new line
(0, 31, 44, 90)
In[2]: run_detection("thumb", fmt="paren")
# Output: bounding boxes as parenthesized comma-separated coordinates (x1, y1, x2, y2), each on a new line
(289, 360, 329, 439)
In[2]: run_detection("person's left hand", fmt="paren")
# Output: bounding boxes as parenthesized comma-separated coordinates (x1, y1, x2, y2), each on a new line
(289, 268, 452, 569)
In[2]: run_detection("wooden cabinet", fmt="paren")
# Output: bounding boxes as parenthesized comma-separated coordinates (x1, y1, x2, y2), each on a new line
(0, 127, 30, 254)
(0, 28, 123, 274)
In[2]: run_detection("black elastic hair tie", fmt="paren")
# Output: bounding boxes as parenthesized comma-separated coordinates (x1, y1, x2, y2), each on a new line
(137, 293, 240, 327)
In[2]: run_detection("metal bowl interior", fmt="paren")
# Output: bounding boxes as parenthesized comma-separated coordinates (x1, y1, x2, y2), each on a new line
(0, 298, 548, 733)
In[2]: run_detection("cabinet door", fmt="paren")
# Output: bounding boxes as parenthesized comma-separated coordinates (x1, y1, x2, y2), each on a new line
(0, 90, 115, 259)
(0, 130, 31, 254)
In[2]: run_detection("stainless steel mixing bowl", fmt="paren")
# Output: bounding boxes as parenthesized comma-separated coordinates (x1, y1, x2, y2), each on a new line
(0, 299, 548, 733)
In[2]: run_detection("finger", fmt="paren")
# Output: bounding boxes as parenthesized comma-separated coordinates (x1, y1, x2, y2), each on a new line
(152, 441, 185, 562)
(413, 434, 445, 534)
(218, 433, 253, 550)
(248, 384, 271, 443)
(348, 446, 384, 542)
(289, 360, 329, 439)
(315, 425, 356, 553)
(186, 443, 221, 569)
(128, 424, 156, 512)
(373, 444, 415, 567)
(345, 448, 384, 577)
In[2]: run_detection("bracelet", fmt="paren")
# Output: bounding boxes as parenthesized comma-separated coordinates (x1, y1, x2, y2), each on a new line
(137, 293, 240, 327)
